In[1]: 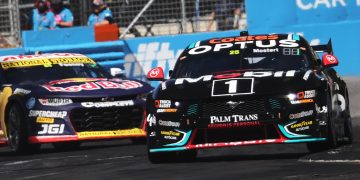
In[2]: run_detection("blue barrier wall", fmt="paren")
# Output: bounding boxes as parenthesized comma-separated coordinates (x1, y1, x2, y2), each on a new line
(245, 0, 360, 76)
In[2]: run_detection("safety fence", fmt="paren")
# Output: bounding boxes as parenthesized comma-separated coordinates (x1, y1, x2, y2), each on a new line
(0, 0, 21, 48)
(0, 0, 246, 47)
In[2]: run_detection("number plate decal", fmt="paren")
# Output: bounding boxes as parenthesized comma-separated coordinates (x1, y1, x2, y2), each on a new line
(211, 78, 254, 97)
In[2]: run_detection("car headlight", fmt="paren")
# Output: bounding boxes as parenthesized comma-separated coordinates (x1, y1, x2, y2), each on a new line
(39, 98, 73, 106)
(287, 94, 297, 100)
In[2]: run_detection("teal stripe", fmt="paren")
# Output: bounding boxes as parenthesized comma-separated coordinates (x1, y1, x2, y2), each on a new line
(285, 138, 326, 143)
(278, 124, 309, 138)
(165, 130, 192, 147)
(188, 43, 196, 49)
(293, 34, 300, 41)
(149, 147, 186, 153)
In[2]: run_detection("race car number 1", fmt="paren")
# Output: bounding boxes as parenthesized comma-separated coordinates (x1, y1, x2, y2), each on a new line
(211, 78, 254, 97)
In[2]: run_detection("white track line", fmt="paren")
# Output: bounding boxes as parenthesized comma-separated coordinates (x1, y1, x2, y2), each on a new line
(17, 172, 60, 180)
(299, 159, 360, 164)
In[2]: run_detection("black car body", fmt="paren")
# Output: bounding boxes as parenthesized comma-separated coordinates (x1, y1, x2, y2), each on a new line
(145, 33, 352, 162)
(0, 53, 152, 153)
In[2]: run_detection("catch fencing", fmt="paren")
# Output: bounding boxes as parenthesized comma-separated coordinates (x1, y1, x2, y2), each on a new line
(0, 0, 246, 46)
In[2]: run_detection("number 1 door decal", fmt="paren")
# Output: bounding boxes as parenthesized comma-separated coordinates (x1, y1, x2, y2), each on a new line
(212, 78, 254, 97)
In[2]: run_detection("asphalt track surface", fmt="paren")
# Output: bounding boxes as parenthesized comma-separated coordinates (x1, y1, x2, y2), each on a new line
(0, 78, 360, 180)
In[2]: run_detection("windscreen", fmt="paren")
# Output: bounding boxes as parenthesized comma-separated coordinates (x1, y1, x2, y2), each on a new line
(172, 35, 312, 78)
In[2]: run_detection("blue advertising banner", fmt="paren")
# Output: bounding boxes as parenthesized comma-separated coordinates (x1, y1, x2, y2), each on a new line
(245, 0, 360, 76)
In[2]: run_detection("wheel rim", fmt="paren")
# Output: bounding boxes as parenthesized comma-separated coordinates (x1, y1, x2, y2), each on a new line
(8, 107, 20, 151)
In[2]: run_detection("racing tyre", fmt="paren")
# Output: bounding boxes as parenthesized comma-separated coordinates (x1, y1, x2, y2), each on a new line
(53, 142, 82, 151)
(7, 104, 40, 154)
(342, 94, 353, 144)
(307, 92, 337, 153)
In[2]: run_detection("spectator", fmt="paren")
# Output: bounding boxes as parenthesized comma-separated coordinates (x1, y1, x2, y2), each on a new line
(32, 0, 55, 31)
(207, 0, 241, 31)
(88, 0, 114, 26)
(50, 0, 74, 28)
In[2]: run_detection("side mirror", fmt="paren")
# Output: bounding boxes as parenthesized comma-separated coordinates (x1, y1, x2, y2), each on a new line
(110, 68, 126, 77)
(147, 67, 165, 81)
(322, 54, 338, 68)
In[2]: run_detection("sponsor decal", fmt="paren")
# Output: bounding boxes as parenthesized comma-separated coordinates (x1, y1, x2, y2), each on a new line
(39, 98, 73, 106)
(289, 110, 314, 119)
(29, 110, 67, 118)
(188, 39, 299, 55)
(210, 114, 258, 124)
(26, 97, 36, 109)
(148, 67, 162, 78)
(209, 35, 279, 44)
(175, 75, 213, 85)
(47, 78, 106, 86)
(315, 104, 328, 114)
(158, 120, 180, 128)
(0, 53, 86, 61)
(38, 124, 65, 135)
(149, 131, 156, 137)
(297, 90, 316, 99)
(77, 128, 144, 138)
(175, 70, 297, 85)
(161, 130, 181, 140)
(154, 100, 171, 108)
(296, 0, 347, 10)
(1, 57, 95, 69)
(289, 90, 316, 104)
(156, 109, 178, 113)
(208, 121, 260, 128)
(243, 70, 296, 78)
(290, 99, 314, 104)
(290, 120, 313, 132)
(36, 117, 55, 124)
(42, 80, 143, 92)
(13, 88, 31, 95)
(212, 78, 254, 96)
(253, 48, 279, 53)
(81, 100, 134, 108)
(146, 114, 156, 127)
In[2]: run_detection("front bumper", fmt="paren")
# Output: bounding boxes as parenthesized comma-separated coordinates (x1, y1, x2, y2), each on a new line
(27, 98, 147, 144)
(147, 95, 329, 153)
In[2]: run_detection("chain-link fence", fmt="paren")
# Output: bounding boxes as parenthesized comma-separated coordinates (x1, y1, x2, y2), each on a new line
(109, 0, 247, 37)
(0, 0, 247, 47)
(0, 0, 21, 48)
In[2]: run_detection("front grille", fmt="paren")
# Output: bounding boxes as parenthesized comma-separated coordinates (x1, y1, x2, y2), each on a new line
(71, 107, 143, 132)
(201, 99, 267, 118)
(71, 96, 136, 103)
(193, 125, 279, 144)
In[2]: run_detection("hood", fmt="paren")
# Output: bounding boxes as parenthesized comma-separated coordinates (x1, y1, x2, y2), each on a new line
(12, 78, 153, 98)
(155, 70, 326, 100)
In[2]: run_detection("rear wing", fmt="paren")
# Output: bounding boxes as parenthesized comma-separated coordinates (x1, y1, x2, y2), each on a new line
(311, 39, 333, 55)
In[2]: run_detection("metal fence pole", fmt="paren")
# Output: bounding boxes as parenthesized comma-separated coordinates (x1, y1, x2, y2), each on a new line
(195, 0, 200, 32)
(181, 0, 187, 33)
(120, 0, 156, 39)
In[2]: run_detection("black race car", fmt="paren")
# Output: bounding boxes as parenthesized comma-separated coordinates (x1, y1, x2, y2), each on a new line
(145, 33, 352, 163)
(0, 53, 152, 153)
